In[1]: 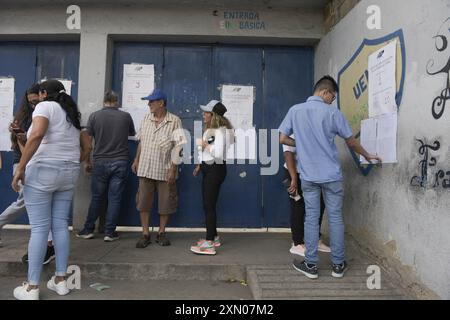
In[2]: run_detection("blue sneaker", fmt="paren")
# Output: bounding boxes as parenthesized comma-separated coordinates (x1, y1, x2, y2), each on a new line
(76, 229, 94, 239)
(331, 261, 348, 278)
(293, 260, 319, 279)
(104, 231, 119, 242)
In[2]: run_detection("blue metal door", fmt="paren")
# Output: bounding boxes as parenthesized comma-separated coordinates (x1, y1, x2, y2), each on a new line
(0, 43, 37, 225)
(111, 43, 164, 227)
(111, 43, 313, 228)
(0, 42, 80, 224)
(212, 46, 264, 227)
(262, 47, 314, 227)
(162, 46, 212, 227)
(36, 43, 80, 101)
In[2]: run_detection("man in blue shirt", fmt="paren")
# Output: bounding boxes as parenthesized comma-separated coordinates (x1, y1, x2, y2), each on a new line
(279, 76, 381, 279)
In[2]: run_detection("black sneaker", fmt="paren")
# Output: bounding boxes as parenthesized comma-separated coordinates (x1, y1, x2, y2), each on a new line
(21, 252, 28, 264)
(332, 261, 348, 278)
(43, 246, 55, 265)
(21, 246, 55, 265)
(76, 228, 94, 239)
(104, 231, 119, 242)
(156, 232, 171, 246)
(292, 260, 319, 279)
(136, 234, 151, 248)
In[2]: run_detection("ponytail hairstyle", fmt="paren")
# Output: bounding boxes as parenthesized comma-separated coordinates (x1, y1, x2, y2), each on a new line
(39, 80, 81, 130)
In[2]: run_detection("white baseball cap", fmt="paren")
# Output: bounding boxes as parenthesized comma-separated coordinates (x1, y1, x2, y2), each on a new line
(200, 100, 220, 112)
(200, 100, 227, 116)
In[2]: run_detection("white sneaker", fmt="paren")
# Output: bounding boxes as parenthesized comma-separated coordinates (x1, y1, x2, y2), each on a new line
(289, 244, 306, 257)
(13, 282, 39, 300)
(47, 276, 70, 296)
(318, 240, 331, 253)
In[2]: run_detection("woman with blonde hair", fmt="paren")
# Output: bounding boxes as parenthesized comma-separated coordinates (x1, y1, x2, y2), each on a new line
(190, 100, 233, 255)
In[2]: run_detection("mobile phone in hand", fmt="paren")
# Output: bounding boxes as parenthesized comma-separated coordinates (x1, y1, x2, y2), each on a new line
(13, 127, 25, 134)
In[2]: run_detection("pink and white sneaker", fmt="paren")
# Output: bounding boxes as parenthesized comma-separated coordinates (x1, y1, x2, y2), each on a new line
(190, 240, 217, 255)
(318, 240, 331, 253)
(289, 244, 305, 257)
(197, 236, 221, 248)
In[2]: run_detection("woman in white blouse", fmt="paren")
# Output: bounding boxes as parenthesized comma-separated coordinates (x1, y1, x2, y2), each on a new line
(190, 100, 233, 256)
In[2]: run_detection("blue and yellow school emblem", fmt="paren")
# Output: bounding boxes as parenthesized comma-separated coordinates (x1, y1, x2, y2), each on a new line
(338, 29, 406, 176)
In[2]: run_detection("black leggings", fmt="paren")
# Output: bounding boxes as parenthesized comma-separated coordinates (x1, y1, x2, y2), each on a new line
(201, 163, 227, 241)
(285, 168, 325, 246)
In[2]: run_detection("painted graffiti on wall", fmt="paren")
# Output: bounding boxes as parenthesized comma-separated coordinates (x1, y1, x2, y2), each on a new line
(426, 17, 450, 120)
(410, 139, 450, 189)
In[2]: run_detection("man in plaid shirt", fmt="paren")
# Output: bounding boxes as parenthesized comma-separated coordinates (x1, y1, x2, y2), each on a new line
(132, 89, 186, 248)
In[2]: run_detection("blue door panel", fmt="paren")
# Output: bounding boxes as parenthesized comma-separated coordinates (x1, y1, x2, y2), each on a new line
(0, 42, 80, 225)
(36, 44, 80, 101)
(262, 47, 314, 227)
(112, 43, 163, 104)
(112, 43, 314, 228)
(162, 46, 212, 227)
(112, 44, 164, 227)
(213, 46, 263, 227)
(0, 44, 37, 225)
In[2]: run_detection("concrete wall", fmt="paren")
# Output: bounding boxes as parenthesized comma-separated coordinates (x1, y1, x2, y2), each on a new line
(324, 0, 361, 32)
(315, 0, 450, 299)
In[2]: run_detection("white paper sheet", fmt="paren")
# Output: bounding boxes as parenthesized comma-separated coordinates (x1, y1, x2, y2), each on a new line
(60, 80, 72, 96)
(376, 112, 397, 163)
(0, 78, 15, 151)
(122, 64, 155, 130)
(221, 85, 254, 130)
(40, 79, 72, 96)
(221, 85, 256, 159)
(360, 112, 397, 164)
(360, 118, 377, 163)
(368, 40, 398, 118)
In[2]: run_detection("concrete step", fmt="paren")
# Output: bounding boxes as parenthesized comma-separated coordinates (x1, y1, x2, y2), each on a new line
(0, 229, 414, 300)
(247, 265, 409, 300)
(0, 276, 252, 300)
(0, 261, 247, 282)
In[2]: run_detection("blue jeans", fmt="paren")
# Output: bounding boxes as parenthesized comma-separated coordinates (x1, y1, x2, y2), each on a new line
(23, 161, 80, 285)
(0, 165, 52, 242)
(83, 160, 129, 235)
(301, 180, 345, 265)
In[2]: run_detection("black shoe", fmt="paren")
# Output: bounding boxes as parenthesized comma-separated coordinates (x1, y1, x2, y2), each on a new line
(136, 234, 151, 248)
(293, 260, 319, 279)
(22, 246, 55, 265)
(331, 261, 348, 278)
(21, 252, 28, 264)
(43, 246, 55, 265)
(156, 232, 171, 246)
(76, 228, 94, 239)
(104, 231, 119, 242)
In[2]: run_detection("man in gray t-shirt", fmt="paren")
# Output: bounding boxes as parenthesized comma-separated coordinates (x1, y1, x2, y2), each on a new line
(77, 91, 136, 242)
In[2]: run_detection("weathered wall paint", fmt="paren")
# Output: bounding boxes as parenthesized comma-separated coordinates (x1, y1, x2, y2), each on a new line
(315, 0, 450, 299)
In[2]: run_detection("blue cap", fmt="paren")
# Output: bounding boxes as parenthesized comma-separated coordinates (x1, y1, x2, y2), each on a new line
(141, 89, 167, 103)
